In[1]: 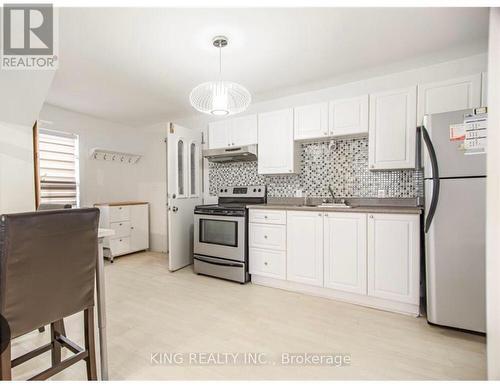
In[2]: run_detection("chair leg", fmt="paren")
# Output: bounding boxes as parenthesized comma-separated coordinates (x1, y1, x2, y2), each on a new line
(50, 320, 63, 366)
(84, 308, 97, 380)
(40, 319, 65, 334)
(60, 319, 66, 337)
(0, 341, 12, 380)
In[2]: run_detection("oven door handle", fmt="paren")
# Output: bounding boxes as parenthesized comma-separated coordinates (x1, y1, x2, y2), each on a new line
(194, 255, 244, 268)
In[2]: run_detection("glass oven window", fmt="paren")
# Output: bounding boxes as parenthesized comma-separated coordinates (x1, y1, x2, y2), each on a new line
(200, 219, 238, 247)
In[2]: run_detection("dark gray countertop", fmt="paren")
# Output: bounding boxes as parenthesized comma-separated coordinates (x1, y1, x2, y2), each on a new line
(247, 197, 423, 214)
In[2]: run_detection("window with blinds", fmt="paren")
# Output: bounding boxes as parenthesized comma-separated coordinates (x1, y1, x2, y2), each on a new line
(37, 129, 80, 207)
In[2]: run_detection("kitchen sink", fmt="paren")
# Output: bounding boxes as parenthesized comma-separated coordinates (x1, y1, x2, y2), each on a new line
(318, 203, 352, 208)
(296, 203, 352, 209)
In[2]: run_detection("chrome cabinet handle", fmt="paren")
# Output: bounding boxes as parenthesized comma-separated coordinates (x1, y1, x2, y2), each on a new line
(264, 261, 268, 266)
(264, 235, 268, 239)
(264, 215, 268, 219)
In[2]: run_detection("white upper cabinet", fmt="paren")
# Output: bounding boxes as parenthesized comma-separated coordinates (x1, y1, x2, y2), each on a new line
(368, 86, 417, 170)
(417, 74, 481, 125)
(481, 72, 488, 107)
(293, 102, 329, 140)
(367, 213, 419, 305)
(286, 211, 324, 287)
(258, 108, 298, 175)
(329, 94, 369, 136)
(324, 212, 367, 295)
(230, 115, 258, 147)
(208, 120, 230, 149)
(208, 114, 257, 149)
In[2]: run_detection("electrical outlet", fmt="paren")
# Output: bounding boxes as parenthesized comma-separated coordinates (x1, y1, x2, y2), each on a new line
(378, 189, 386, 198)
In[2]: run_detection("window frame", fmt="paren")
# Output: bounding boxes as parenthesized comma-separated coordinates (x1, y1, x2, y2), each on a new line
(35, 126, 81, 208)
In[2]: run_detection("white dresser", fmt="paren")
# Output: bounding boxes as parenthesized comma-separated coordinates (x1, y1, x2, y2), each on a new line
(96, 202, 149, 260)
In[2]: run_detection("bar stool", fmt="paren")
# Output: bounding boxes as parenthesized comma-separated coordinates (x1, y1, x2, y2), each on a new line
(36, 203, 72, 334)
(0, 208, 100, 380)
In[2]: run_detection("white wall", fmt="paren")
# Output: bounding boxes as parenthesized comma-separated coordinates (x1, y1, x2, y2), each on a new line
(0, 121, 36, 213)
(0, 69, 55, 126)
(174, 53, 488, 202)
(39, 104, 168, 253)
(487, 8, 500, 380)
(0, 68, 55, 214)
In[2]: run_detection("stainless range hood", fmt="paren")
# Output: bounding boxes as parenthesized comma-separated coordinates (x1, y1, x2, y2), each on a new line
(203, 144, 257, 163)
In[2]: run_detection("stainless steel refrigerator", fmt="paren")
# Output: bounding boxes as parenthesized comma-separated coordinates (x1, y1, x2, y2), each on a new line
(421, 108, 486, 333)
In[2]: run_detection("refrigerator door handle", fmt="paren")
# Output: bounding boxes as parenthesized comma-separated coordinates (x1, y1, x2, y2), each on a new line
(420, 125, 440, 233)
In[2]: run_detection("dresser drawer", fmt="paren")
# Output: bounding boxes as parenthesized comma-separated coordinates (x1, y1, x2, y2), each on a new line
(249, 223, 286, 251)
(249, 209, 286, 225)
(250, 248, 286, 280)
(109, 205, 130, 223)
(110, 221, 131, 238)
(109, 237, 131, 256)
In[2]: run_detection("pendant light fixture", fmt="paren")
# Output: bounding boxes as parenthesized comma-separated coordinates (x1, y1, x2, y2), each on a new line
(190, 36, 251, 116)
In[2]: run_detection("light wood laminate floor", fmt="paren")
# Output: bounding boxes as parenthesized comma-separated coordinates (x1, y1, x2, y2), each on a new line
(10, 251, 486, 380)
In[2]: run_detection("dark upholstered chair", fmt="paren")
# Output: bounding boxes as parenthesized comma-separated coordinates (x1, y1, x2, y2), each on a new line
(0, 208, 100, 380)
(36, 203, 72, 334)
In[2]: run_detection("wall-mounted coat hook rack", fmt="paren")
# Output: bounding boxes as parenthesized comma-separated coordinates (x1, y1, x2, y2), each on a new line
(90, 148, 142, 164)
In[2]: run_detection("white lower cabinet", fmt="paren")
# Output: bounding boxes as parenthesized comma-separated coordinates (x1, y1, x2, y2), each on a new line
(249, 209, 287, 281)
(367, 213, 420, 305)
(249, 248, 286, 280)
(286, 211, 324, 287)
(323, 212, 367, 295)
(249, 223, 286, 251)
(249, 209, 420, 315)
(129, 203, 149, 252)
(97, 202, 150, 259)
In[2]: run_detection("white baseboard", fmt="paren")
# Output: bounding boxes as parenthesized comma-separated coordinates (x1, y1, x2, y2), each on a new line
(251, 275, 420, 317)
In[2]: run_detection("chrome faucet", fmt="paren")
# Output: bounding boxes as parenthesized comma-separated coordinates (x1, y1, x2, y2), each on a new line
(328, 184, 335, 202)
(303, 191, 310, 206)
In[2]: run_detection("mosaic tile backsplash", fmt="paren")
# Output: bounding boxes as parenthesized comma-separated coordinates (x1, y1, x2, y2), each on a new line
(208, 136, 423, 198)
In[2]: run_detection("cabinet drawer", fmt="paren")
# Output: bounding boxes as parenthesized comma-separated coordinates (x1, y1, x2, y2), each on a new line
(109, 206, 130, 222)
(249, 248, 286, 280)
(249, 210, 286, 225)
(109, 236, 131, 256)
(110, 221, 131, 238)
(249, 223, 286, 251)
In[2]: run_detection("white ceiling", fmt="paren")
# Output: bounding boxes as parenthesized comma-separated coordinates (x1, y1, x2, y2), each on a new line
(46, 7, 489, 125)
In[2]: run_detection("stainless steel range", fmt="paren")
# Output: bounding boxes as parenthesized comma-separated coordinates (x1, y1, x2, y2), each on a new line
(193, 185, 267, 283)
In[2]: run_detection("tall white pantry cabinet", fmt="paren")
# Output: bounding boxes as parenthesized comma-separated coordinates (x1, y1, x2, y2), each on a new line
(96, 202, 149, 260)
